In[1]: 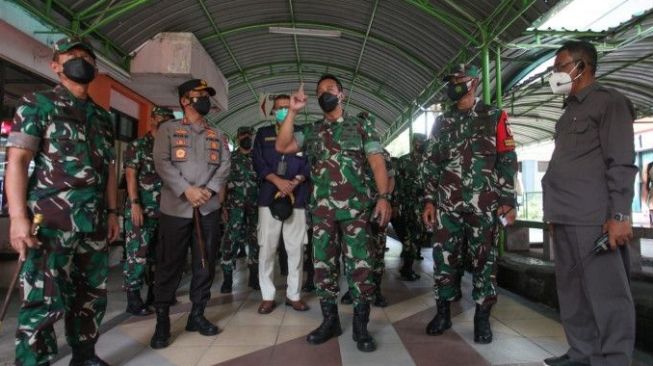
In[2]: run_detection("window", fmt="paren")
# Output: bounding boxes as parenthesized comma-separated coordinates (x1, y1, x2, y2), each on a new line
(110, 108, 138, 142)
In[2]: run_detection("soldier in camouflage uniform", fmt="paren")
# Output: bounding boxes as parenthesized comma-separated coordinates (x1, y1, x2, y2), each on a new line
(276, 75, 392, 353)
(6, 37, 119, 366)
(341, 114, 393, 308)
(395, 133, 428, 281)
(421, 64, 517, 344)
(220, 126, 259, 293)
(122, 106, 174, 316)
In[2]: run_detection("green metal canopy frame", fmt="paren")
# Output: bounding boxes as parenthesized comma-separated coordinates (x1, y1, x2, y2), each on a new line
(9, 0, 552, 146)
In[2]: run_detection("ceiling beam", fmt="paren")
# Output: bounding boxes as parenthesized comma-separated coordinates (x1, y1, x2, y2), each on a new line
(345, 0, 380, 111)
(196, 0, 258, 103)
(199, 21, 433, 74)
(223, 61, 411, 106)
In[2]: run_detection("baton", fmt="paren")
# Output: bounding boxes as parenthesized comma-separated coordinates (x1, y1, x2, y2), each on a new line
(0, 214, 43, 332)
(193, 208, 207, 269)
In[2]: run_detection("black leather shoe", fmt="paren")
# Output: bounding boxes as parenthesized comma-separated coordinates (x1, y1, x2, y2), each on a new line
(426, 299, 452, 335)
(69, 344, 108, 366)
(220, 272, 233, 294)
(373, 291, 388, 308)
(352, 303, 377, 352)
(306, 301, 342, 345)
(340, 291, 353, 305)
(186, 303, 220, 336)
(399, 258, 420, 281)
(543, 354, 590, 366)
(150, 307, 171, 349)
(126, 290, 153, 316)
(473, 303, 493, 344)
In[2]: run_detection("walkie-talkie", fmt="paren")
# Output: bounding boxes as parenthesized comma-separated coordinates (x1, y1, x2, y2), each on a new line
(569, 231, 610, 273)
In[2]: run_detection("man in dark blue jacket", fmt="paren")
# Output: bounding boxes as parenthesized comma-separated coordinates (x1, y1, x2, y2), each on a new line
(253, 94, 311, 314)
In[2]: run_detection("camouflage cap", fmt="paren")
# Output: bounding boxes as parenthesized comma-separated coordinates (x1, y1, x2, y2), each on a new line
(178, 79, 216, 98)
(152, 106, 175, 118)
(442, 64, 480, 82)
(53, 36, 96, 59)
(237, 126, 254, 136)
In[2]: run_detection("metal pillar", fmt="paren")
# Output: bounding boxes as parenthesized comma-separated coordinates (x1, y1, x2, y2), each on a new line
(480, 25, 491, 104)
(496, 45, 503, 109)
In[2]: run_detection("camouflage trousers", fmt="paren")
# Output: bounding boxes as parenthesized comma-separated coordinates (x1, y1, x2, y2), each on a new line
(122, 209, 158, 291)
(221, 205, 258, 273)
(15, 228, 108, 366)
(370, 227, 387, 287)
(312, 206, 375, 306)
(394, 207, 421, 260)
(432, 210, 498, 306)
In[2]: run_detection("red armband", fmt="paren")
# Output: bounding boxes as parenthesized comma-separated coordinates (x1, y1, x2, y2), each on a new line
(496, 111, 515, 153)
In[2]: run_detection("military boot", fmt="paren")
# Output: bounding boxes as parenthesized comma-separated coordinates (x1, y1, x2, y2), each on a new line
(426, 299, 452, 335)
(150, 306, 171, 349)
(248, 264, 260, 290)
(69, 343, 109, 366)
(186, 303, 220, 336)
(474, 303, 493, 344)
(340, 290, 353, 305)
(373, 289, 388, 308)
(126, 289, 153, 316)
(352, 303, 377, 352)
(399, 258, 420, 281)
(220, 270, 233, 294)
(306, 301, 343, 345)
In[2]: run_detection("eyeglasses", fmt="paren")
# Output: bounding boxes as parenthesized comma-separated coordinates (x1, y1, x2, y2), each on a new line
(552, 60, 579, 73)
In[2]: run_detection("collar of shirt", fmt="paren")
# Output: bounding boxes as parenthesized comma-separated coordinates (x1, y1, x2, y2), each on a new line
(565, 82, 599, 106)
(323, 111, 347, 126)
(54, 84, 92, 107)
(183, 116, 209, 133)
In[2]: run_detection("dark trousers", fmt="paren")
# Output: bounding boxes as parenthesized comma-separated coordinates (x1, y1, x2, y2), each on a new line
(553, 225, 635, 366)
(154, 211, 221, 307)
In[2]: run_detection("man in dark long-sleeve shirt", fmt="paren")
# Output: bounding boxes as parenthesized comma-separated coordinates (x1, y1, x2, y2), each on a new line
(542, 41, 636, 366)
(253, 94, 311, 314)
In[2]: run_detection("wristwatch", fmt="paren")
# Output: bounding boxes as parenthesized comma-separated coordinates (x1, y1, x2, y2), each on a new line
(613, 213, 630, 222)
(130, 198, 140, 204)
(377, 192, 392, 202)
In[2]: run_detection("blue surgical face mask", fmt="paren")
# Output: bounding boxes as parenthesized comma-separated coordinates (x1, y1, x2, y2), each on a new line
(275, 108, 289, 123)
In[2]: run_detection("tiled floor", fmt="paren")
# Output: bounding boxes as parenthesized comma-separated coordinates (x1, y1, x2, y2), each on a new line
(1, 238, 652, 366)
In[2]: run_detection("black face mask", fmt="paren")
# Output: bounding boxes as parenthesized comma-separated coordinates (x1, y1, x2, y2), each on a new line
(190, 96, 211, 116)
(240, 137, 252, 150)
(447, 81, 470, 102)
(62, 58, 96, 84)
(318, 92, 340, 113)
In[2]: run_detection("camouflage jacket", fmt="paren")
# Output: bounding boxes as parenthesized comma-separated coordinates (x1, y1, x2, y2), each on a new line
(7, 85, 115, 232)
(225, 149, 258, 209)
(396, 151, 423, 211)
(421, 102, 517, 213)
(296, 113, 384, 220)
(124, 132, 162, 217)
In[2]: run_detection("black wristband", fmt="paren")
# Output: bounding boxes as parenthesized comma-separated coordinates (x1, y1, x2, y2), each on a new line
(107, 208, 118, 215)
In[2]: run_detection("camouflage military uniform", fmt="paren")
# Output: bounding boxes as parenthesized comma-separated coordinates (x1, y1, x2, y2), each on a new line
(421, 102, 517, 305)
(295, 113, 384, 306)
(370, 150, 393, 290)
(221, 148, 259, 273)
(123, 130, 163, 291)
(8, 85, 115, 365)
(395, 135, 427, 262)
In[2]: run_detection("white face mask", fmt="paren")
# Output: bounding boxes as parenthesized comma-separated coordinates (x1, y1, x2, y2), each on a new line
(549, 63, 582, 95)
